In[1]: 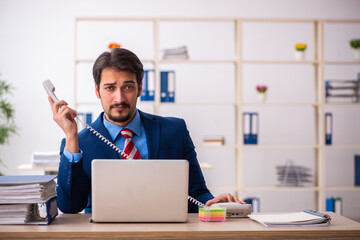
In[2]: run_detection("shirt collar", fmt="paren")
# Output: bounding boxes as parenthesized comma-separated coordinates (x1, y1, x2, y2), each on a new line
(103, 109, 142, 141)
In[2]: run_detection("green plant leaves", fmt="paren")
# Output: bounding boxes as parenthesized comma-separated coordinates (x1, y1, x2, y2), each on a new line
(0, 78, 17, 175)
(350, 39, 360, 49)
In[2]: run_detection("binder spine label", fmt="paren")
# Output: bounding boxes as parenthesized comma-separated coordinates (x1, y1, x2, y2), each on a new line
(147, 70, 155, 101)
(167, 71, 175, 102)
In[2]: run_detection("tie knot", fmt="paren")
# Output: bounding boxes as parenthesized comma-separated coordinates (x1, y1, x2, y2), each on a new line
(121, 128, 134, 139)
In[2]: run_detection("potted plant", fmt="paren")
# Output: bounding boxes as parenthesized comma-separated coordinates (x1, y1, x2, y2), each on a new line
(349, 39, 360, 61)
(0, 76, 17, 176)
(294, 43, 307, 61)
(256, 85, 268, 103)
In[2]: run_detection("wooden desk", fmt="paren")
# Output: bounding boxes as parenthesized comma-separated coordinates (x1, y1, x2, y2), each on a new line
(0, 212, 359, 239)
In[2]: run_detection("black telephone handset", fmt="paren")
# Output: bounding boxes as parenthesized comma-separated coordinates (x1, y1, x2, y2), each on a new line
(43, 80, 252, 216)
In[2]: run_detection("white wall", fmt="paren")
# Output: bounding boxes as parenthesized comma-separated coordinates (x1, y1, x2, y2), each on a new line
(0, 0, 359, 175)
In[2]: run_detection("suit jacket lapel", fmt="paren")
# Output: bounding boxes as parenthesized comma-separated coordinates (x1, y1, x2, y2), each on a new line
(89, 112, 120, 159)
(139, 110, 160, 159)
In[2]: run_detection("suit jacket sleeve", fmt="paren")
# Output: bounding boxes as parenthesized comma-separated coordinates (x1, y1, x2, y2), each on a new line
(56, 138, 90, 213)
(181, 120, 214, 212)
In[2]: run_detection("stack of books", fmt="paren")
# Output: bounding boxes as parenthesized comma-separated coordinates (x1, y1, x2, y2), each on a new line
(0, 175, 58, 224)
(162, 46, 189, 60)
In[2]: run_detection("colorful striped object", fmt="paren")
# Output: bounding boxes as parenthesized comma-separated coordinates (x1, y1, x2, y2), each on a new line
(198, 206, 226, 222)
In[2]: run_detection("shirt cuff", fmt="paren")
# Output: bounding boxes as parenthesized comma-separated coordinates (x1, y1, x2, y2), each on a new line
(63, 149, 83, 163)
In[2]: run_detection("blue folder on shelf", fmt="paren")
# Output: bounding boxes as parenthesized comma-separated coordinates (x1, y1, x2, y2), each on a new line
(244, 197, 260, 212)
(326, 197, 343, 215)
(243, 112, 258, 144)
(325, 112, 332, 145)
(326, 197, 335, 212)
(77, 112, 92, 131)
(355, 155, 360, 186)
(141, 69, 155, 101)
(160, 70, 175, 102)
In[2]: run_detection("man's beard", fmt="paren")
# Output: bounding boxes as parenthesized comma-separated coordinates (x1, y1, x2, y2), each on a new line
(106, 103, 133, 123)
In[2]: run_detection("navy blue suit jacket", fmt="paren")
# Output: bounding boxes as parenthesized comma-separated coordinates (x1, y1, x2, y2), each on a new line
(56, 110, 214, 213)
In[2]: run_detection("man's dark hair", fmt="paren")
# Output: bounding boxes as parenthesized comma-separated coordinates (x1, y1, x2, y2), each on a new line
(93, 48, 144, 89)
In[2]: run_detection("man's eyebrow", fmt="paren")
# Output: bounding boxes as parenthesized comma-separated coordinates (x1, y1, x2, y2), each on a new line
(102, 80, 136, 86)
(103, 82, 116, 86)
(124, 80, 136, 84)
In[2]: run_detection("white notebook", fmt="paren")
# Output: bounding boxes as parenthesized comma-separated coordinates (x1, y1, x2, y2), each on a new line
(249, 211, 331, 227)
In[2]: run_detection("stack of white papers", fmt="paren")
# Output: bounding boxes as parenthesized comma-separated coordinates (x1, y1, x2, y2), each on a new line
(31, 152, 59, 168)
(0, 175, 57, 204)
(249, 211, 331, 227)
(162, 46, 189, 60)
(0, 181, 56, 204)
(0, 204, 30, 224)
(0, 175, 58, 224)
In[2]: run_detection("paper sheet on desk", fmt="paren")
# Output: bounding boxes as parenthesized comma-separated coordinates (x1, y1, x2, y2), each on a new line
(249, 212, 329, 226)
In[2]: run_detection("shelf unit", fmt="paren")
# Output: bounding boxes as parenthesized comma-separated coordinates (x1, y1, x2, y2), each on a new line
(74, 17, 360, 215)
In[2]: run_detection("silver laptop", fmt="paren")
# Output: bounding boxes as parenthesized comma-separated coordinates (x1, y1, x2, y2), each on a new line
(91, 159, 189, 222)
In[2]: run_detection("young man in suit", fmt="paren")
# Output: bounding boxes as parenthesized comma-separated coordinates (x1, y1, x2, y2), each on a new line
(49, 48, 242, 213)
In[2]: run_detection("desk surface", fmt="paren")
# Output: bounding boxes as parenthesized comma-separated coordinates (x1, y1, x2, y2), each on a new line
(0, 212, 360, 240)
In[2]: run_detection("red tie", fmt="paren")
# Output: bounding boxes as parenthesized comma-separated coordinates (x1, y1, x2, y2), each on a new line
(120, 128, 141, 159)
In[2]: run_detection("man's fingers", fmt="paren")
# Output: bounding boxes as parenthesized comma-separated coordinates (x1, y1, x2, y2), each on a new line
(59, 107, 77, 121)
(226, 193, 233, 202)
(204, 193, 248, 206)
(48, 96, 54, 104)
(50, 99, 68, 115)
(232, 195, 245, 204)
(232, 195, 239, 203)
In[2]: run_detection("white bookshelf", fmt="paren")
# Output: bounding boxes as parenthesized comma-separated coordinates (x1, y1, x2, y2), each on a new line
(74, 17, 360, 218)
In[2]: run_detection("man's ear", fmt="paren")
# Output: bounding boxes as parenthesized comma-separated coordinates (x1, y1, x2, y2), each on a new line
(137, 81, 143, 98)
(95, 84, 100, 99)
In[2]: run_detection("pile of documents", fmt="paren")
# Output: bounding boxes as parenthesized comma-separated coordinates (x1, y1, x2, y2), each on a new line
(0, 175, 58, 224)
(162, 46, 189, 60)
(31, 152, 59, 168)
(249, 210, 331, 227)
(325, 74, 360, 103)
(276, 161, 312, 186)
